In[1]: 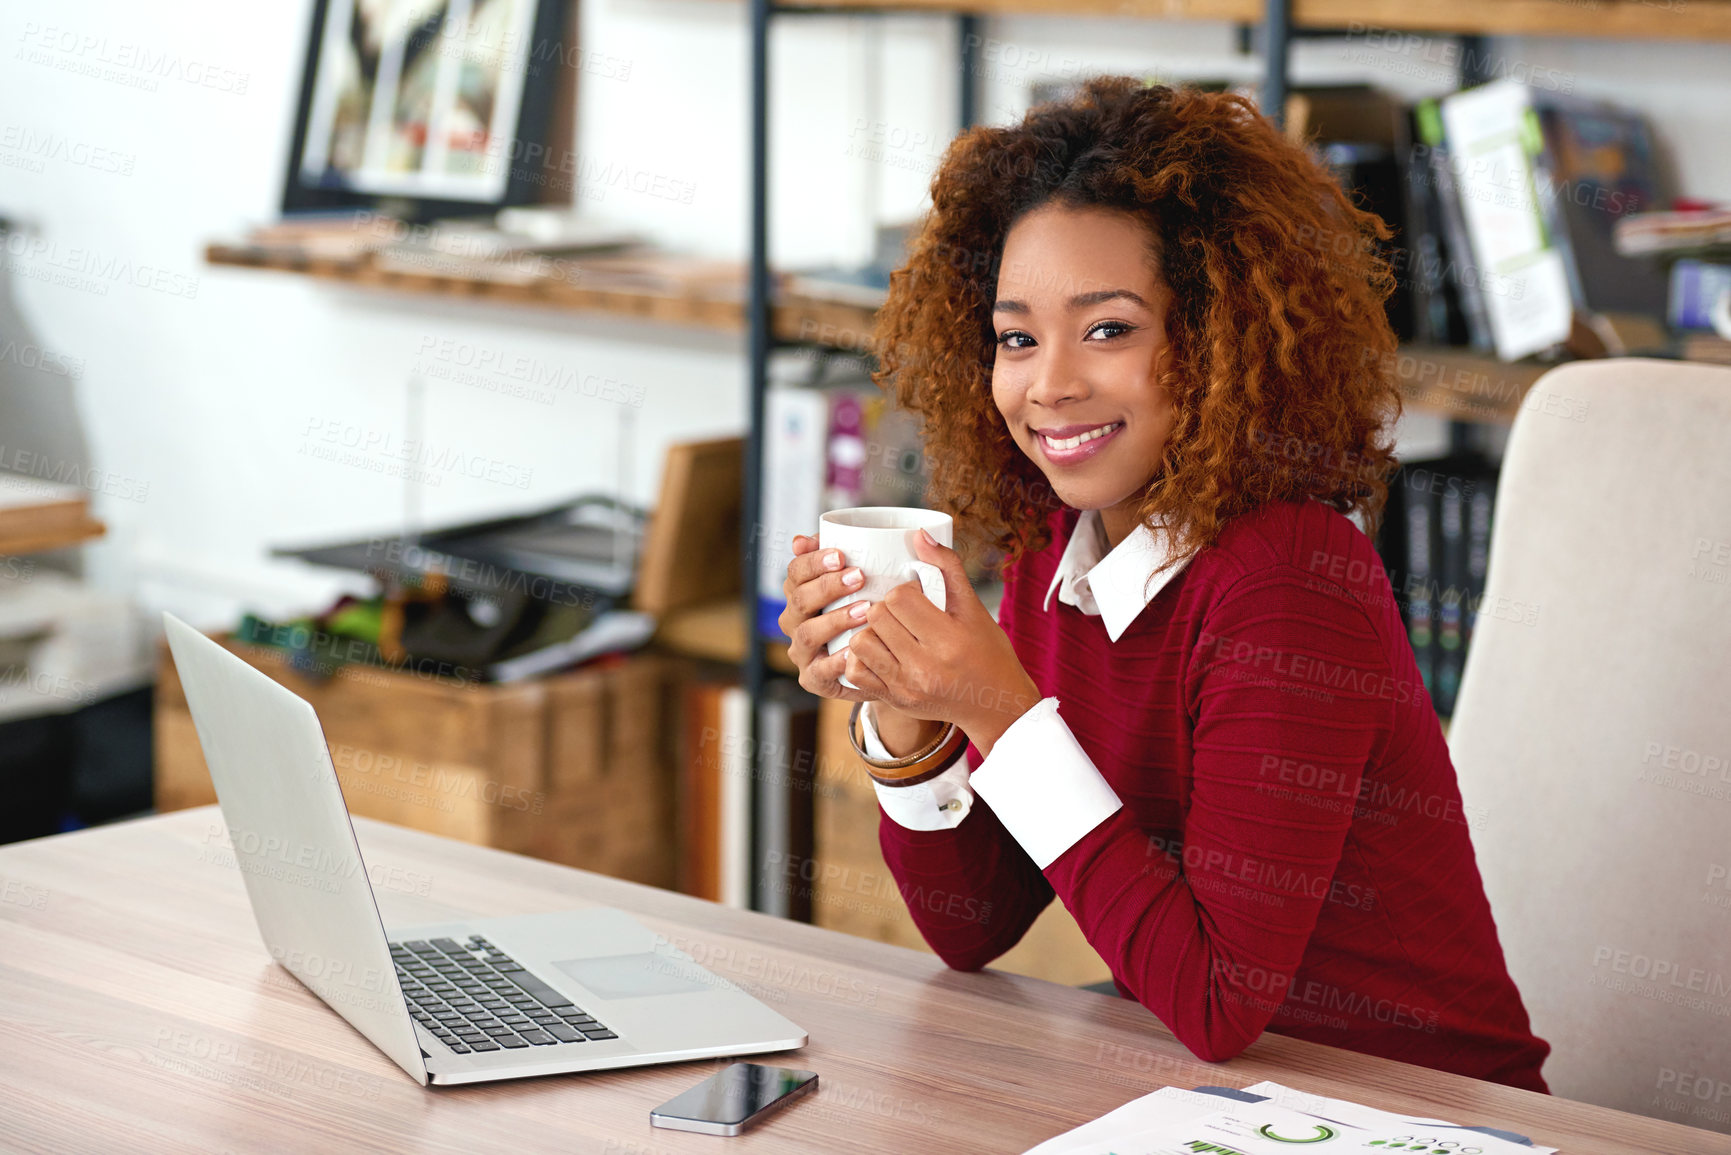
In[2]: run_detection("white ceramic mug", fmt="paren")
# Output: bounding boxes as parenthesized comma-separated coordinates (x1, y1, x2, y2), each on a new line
(818, 506, 953, 690)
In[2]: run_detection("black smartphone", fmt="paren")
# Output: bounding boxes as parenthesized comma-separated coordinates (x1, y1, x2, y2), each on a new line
(648, 1062, 819, 1136)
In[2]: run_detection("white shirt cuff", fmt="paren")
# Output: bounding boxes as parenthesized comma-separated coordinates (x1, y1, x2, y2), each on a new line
(861, 701, 974, 832)
(968, 697, 1122, 869)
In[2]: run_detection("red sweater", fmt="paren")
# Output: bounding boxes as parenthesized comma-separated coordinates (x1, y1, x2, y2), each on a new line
(878, 499, 1551, 1092)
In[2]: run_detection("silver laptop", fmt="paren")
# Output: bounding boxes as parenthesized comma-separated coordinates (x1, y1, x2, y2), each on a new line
(163, 611, 806, 1086)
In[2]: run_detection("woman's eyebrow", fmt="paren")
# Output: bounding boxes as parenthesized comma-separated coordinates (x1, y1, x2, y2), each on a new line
(993, 288, 1151, 313)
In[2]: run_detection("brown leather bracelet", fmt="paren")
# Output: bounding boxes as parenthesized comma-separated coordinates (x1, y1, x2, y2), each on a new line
(849, 701, 967, 786)
(867, 738, 967, 788)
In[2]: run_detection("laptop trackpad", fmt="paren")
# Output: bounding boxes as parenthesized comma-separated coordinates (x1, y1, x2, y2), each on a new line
(551, 953, 720, 1000)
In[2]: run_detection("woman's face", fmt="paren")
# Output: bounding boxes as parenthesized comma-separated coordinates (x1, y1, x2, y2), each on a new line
(991, 202, 1176, 531)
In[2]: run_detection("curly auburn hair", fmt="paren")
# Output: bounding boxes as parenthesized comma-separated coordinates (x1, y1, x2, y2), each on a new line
(871, 76, 1403, 577)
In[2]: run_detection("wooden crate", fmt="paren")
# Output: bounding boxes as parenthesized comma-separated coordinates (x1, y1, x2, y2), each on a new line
(811, 697, 1113, 987)
(154, 635, 687, 889)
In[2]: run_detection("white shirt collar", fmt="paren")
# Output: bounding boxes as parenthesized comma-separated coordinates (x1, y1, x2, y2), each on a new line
(1042, 508, 1188, 642)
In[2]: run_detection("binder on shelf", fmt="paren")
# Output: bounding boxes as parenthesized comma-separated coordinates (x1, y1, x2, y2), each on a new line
(1434, 472, 1469, 718)
(1465, 467, 1498, 661)
(1532, 94, 1668, 319)
(718, 683, 753, 909)
(1670, 260, 1731, 331)
(1378, 454, 1501, 720)
(678, 673, 732, 903)
(754, 678, 821, 920)
(1436, 81, 1576, 361)
(1413, 98, 1495, 353)
(757, 386, 830, 641)
(1404, 468, 1437, 703)
(1286, 86, 1416, 342)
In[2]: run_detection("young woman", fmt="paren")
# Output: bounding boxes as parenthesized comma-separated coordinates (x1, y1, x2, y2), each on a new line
(779, 77, 1550, 1092)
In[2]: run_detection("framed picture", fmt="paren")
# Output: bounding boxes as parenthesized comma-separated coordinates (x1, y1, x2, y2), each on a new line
(281, 0, 568, 220)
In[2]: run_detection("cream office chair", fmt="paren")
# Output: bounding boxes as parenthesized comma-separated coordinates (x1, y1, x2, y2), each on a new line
(1447, 358, 1731, 1135)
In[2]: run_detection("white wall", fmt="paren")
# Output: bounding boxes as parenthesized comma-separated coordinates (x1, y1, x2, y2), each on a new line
(2, 0, 1725, 629)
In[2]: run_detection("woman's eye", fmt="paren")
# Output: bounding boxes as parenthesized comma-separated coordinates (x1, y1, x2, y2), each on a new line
(996, 331, 1034, 350)
(1087, 321, 1134, 340)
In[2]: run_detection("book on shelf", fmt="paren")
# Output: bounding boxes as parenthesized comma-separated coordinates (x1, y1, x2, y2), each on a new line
(1433, 469, 1468, 717)
(1424, 81, 1673, 361)
(1286, 86, 1418, 342)
(1380, 464, 1437, 702)
(754, 678, 821, 920)
(677, 675, 754, 909)
(1531, 93, 1669, 318)
(678, 675, 728, 902)
(1377, 453, 1500, 719)
(757, 385, 830, 640)
(1669, 260, 1731, 331)
(1435, 81, 1577, 362)
(1413, 98, 1496, 352)
(718, 682, 752, 909)
(1614, 205, 1731, 258)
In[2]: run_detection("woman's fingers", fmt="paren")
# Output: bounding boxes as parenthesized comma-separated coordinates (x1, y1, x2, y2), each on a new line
(790, 565, 865, 619)
(789, 600, 868, 664)
(799, 647, 874, 702)
(863, 597, 920, 659)
(784, 539, 845, 595)
(841, 646, 892, 698)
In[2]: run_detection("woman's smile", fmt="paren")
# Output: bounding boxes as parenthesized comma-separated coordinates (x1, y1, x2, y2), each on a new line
(1034, 420, 1125, 464)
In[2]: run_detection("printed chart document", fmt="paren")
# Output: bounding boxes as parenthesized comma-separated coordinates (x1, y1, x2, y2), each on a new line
(1023, 1081, 1557, 1155)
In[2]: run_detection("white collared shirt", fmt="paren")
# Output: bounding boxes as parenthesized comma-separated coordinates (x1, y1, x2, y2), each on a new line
(864, 509, 1192, 864)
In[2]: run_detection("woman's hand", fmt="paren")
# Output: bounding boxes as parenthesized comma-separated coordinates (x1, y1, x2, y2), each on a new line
(779, 534, 875, 703)
(843, 529, 1040, 758)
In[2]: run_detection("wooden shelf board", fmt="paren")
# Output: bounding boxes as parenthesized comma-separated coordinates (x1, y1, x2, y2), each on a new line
(651, 598, 797, 674)
(208, 244, 1590, 426)
(1389, 346, 1552, 424)
(1295, 0, 1731, 41)
(0, 519, 106, 556)
(205, 243, 749, 334)
(765, 0, 1731, 40)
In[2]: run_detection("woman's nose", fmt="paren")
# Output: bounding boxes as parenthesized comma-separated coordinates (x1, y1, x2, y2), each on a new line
(1025, 348, 1089, 408)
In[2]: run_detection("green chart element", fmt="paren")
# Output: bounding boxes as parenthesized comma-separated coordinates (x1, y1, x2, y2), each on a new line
(1257, 1122, 1339, 1143)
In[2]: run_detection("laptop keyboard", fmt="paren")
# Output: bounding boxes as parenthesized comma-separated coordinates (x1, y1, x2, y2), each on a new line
(389, 934, 619, 1054)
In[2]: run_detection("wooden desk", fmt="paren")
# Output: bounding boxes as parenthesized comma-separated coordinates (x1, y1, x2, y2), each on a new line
(2, 809, 1725, 1154)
